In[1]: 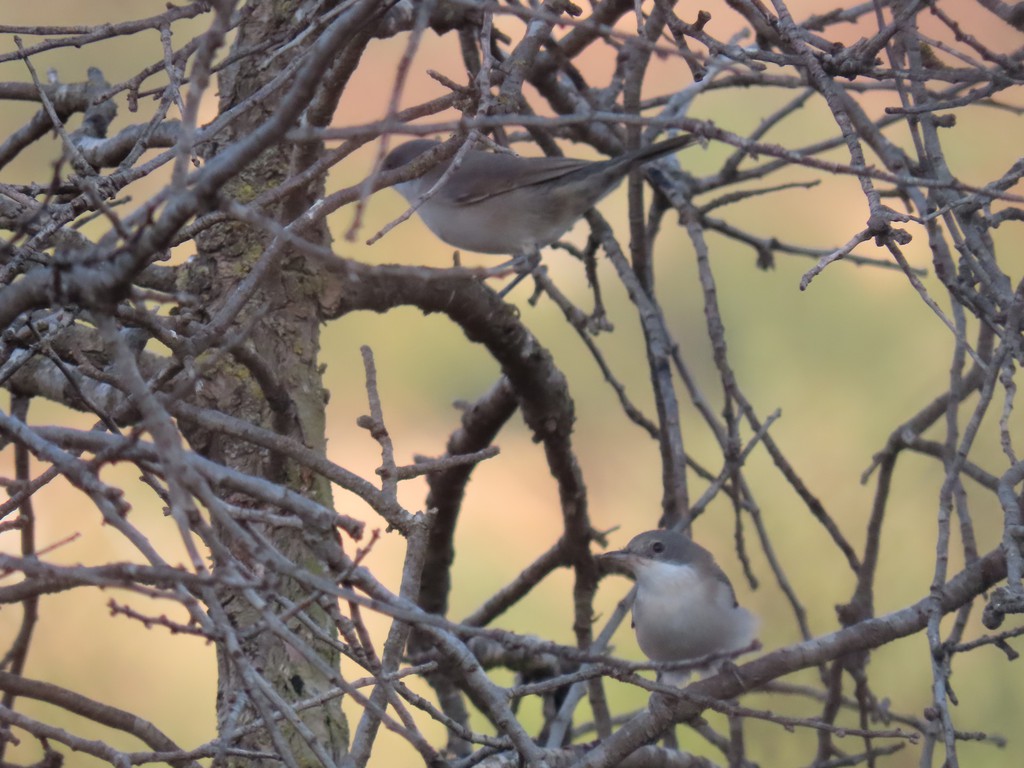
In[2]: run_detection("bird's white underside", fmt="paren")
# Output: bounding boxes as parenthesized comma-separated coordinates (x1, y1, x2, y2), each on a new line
(630, 559, 757, 665)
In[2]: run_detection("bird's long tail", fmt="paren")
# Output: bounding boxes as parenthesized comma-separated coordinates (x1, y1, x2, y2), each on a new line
(622, 133, 697, 168)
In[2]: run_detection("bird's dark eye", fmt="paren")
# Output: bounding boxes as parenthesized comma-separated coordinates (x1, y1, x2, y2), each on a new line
(651, 541, 665, 554)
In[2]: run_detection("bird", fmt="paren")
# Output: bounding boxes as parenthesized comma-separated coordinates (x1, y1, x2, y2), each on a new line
(381, 134, 694, 265)
(601, 529, 757, 685)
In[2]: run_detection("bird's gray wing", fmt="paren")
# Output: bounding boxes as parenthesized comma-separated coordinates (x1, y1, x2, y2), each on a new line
(449, 154, 592, 205)
(710, 563, 741, 608)
(684, 541, 742, 608)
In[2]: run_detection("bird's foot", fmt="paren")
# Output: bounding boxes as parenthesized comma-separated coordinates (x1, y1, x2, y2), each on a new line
(720, 660, 751, 691)
(492, 251, 542, 298)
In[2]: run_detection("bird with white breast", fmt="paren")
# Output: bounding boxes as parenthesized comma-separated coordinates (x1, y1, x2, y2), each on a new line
(381, 135, 695, 267)
(602, 529, 757, 686)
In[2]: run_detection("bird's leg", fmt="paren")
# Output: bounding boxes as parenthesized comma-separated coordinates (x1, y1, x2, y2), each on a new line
(720, 660, 751, 691)
(516, 247, 542, 273)
(660, 714, 679, 750)
(494, 247, 542, 299)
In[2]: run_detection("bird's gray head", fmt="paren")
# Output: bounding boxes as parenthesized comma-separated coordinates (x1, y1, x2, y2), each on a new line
(382, 139, 441, 174)
(602, 530, 714, 573)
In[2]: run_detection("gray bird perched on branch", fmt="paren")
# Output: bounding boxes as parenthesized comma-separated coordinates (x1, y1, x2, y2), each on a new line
(602, 529, 757, 686)
(381, 134, 695, 266)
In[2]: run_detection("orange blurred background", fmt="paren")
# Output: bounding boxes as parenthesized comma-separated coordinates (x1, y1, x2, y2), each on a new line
(1, 2, 1021, 766)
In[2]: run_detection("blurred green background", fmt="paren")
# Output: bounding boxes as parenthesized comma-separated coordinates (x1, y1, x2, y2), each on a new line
(1, 2, 1021, 766)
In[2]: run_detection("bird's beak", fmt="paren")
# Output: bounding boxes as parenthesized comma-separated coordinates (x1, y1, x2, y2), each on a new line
(599, 549, 636, 577)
